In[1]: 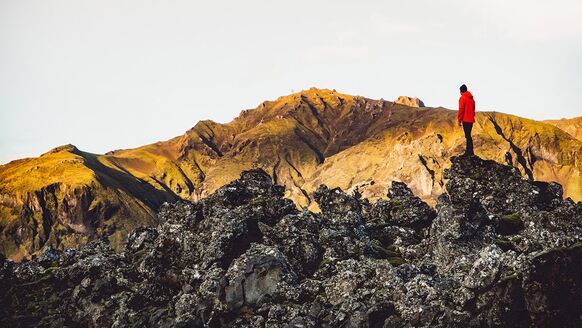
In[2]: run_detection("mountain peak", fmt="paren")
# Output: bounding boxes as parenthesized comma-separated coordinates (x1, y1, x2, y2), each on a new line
(232, 88, 362, 127)
(292, 87, 348, 97)
(42, 144, 79, 156)
(273, 87, 356, 107)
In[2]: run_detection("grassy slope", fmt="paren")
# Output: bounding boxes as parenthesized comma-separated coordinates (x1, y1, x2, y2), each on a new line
(0, 145, 175, 259)
(0, 145, 97, 193)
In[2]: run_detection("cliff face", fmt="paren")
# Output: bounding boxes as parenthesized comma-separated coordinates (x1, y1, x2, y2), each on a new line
(1, 88, 581, 259)
(1, 156, 581, 327)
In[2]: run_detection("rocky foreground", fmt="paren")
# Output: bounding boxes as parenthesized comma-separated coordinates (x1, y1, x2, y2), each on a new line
(1, 156, 581, 327)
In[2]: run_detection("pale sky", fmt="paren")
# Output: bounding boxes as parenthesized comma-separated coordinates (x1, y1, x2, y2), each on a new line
(1, 0, 581, 164)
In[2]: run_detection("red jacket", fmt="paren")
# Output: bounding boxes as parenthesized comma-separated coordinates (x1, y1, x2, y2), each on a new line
(458, 91, 476, 123)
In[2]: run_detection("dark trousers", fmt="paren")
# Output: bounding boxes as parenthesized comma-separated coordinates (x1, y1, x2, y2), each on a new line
(462, 122, 474, 155)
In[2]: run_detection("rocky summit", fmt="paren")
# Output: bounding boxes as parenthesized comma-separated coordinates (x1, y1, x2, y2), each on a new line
(1, 155, 581, 327)
(394, 96, 425, 107)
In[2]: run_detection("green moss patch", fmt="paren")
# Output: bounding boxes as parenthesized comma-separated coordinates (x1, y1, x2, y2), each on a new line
(497, 212, 525, 235)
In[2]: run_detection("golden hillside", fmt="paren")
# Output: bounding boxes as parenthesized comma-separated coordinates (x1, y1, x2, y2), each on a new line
(0, 145, 177, 260)
(545, 117, 582, 141)
(1, 88, 581, 260)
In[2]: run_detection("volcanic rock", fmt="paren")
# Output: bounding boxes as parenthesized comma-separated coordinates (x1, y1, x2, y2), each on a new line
(1, 156, 581, 327)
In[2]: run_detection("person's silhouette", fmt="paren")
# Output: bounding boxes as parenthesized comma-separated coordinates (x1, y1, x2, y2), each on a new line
(458, 84, 476, 156)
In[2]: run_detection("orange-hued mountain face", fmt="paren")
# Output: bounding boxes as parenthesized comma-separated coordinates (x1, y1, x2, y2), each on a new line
(1, 88, 581, 260)
(544, 117, 582, 142)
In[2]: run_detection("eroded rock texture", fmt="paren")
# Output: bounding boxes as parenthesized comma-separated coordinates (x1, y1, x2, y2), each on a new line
(1, 156, 581, 327)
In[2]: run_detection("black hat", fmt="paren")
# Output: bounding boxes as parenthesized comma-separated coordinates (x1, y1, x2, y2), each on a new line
(460, 84, 467, 93)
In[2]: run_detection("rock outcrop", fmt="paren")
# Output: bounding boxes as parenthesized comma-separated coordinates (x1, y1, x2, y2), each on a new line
(2, 156, 581, 327)
(394, 96, 425, 107)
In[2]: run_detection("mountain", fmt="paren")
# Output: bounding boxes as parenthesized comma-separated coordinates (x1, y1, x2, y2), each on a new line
(544, 116, 582, 141)
(0, 145, 177, 260)
(2, 156, 581, 327)
(1, 87, 581, 260)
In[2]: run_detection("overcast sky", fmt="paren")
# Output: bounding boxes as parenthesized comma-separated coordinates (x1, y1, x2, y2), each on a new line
(1, 0, 581, 164)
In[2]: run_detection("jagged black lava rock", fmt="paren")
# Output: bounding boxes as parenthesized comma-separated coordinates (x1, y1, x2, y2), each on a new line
(1, 159, 581, 327)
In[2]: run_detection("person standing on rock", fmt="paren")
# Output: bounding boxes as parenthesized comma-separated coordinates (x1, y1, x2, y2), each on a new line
(458, 84, 476, 156)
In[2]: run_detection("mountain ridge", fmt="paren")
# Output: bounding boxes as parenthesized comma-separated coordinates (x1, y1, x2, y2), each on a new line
(1, 87, 581, 260)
